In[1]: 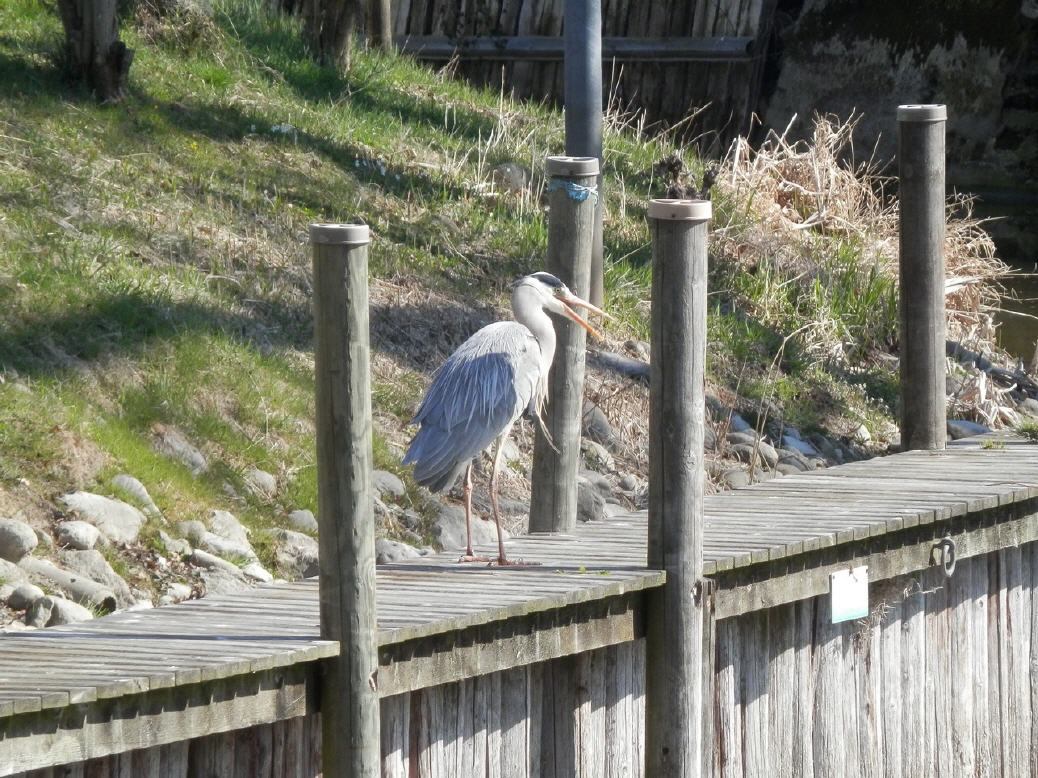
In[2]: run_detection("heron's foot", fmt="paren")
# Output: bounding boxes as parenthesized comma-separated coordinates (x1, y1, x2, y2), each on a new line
(489, 557, 541, 567)
(457, 553, 493, 563)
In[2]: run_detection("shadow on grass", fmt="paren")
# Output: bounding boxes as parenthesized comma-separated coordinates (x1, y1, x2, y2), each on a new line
(216, 6, 500, 145)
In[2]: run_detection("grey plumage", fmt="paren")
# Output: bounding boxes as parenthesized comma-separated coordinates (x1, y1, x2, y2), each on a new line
(404, 321, 541, 492)
(402, 272, 606, 563)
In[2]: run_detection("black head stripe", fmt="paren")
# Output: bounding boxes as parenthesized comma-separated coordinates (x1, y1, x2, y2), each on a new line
(530, 272, 564, 289)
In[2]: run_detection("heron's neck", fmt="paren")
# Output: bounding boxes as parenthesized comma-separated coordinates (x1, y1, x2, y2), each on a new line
(512, 286, 556, 370)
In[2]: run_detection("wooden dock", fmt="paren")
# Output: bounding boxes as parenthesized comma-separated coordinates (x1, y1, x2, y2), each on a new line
(2, 433, 1037, 776)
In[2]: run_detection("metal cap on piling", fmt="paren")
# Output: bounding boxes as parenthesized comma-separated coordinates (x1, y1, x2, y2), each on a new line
(896, 104, 948, 122)
(309, 222, 371, 245)
(545, 155, 600, 177)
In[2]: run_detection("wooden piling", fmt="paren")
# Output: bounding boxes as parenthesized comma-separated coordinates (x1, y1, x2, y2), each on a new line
(563, 0, 604, 308)
(529, 156, 600, 534)
(645, 199, 712, 777)
(310, 223, 380, 778)
(898, 104, 948, 451)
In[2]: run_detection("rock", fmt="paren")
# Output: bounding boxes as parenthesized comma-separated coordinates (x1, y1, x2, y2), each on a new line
(244, 467, 277, 499)
(161, 582, 194, 605)
(500, 439, 522, 465)
(59, 492, 145, 545)
(26, 595, 93, 627)
(56, 521, 102, 551)
(208, 510, 250, 545)
(603, 502, 628, 518)
(0, 519, 38, 562)
(807, 433, 839, 461)
(189, 549, 245, 577)
(778, 449, 812, 471)
(60, 549, 135, 607)
(158, 530, 192, 557)
(242, 562, 274, 583)
(373, 496, 392, 518)
(618, 474, 639, 491)
(728, 413, 752, 433)
(723, 469, 751, 489)
(177, 520, 208, 545)
(375, 539, 422, 564)
(399, 510, 421, 531)
(704, 425, 717, 451)
(7, 582, 45, 610)
(0, 558, 28, 584)
(581, 439, 614, 472)
(287, 509, 318, 533)
(33, 526, 53, 550)
(126, 599, 154, 611)
(582, 402, 615, 447)
(433, 505, 507, 552)
(497, 498, 528, 516)
(775, 463, 803, 476)
(852, 424, 871, 444)
(578, 470, 614, 499)
(1018, 398, 1038, 419)
(756, 440, 779, 468)
(274, 529, 320, 578)
(200, 567, 252, 596)
(947, 419, 991, 440)
(372, 470, 406, 499)
(726, 431, 758, 447)
(111, 474, 161, 516)
(0, 583, 13, 603)
(782, 435, 819, 457)
(728, 443, 762, 467)
(577, 482, 605, 523)
(491, 162, 531, 193)
(200, 532, 258, 563)
(152, 425, 207, 474)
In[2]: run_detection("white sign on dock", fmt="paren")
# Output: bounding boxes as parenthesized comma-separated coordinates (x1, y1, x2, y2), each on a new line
(830, 565, 869, 623)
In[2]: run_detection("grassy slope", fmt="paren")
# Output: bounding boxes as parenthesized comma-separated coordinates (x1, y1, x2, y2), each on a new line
(0, 0, 897, 582)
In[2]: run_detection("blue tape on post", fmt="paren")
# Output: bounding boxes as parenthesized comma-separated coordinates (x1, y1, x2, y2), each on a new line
(547, 178, 599, 204)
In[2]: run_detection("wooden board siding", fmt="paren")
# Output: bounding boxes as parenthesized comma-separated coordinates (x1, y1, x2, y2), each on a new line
(12, 540, 1038, 777)
(3, 435, 1038, 775)
(11, 642, 646, 778)
(714, 546, 1038, 777)
(392, 0, 776, 148)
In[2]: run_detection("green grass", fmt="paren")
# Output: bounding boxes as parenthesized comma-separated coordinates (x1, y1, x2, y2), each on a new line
(1017, 420, 1038, 442)
(0, 0, 907, 564)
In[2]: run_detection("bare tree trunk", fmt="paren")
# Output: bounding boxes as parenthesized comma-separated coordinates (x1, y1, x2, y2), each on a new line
(56, 0, 133, 102)
(367, 0, 392, 50)
(301, 0, 360, 68)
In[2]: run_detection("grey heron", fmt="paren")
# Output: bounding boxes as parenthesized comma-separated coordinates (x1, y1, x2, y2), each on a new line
(403, 272, 607, 564)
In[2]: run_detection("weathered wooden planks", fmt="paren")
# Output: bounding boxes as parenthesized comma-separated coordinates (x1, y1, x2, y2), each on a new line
(711, 547, 1038, 777)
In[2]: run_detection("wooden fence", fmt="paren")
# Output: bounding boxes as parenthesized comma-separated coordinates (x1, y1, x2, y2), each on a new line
(391, 0, 778, 149)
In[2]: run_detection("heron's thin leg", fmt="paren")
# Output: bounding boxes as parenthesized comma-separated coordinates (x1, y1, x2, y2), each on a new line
(463, 461, 474, 557)
(458, 461, 490, 563)
(489, 433, 509, 564)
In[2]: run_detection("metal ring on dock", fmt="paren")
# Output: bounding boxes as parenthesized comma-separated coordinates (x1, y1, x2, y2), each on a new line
(930, 536, 957, 577)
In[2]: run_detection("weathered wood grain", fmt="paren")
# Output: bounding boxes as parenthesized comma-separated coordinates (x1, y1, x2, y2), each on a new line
(310, 222, 380, 778)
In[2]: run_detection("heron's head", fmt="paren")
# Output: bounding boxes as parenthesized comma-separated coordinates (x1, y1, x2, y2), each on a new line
(511, 272, 609, 338)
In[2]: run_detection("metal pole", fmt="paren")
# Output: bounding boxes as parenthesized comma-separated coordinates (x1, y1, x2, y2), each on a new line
(311, 223, 380, 778)
(645, 199, 712, 777)
(898, 104, 947, 451)
(529, 156, 599, 534)
(564, 0, 604, 308)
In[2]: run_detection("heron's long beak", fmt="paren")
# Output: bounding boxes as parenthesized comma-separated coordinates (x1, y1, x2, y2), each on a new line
(559, 292, 611, 340)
